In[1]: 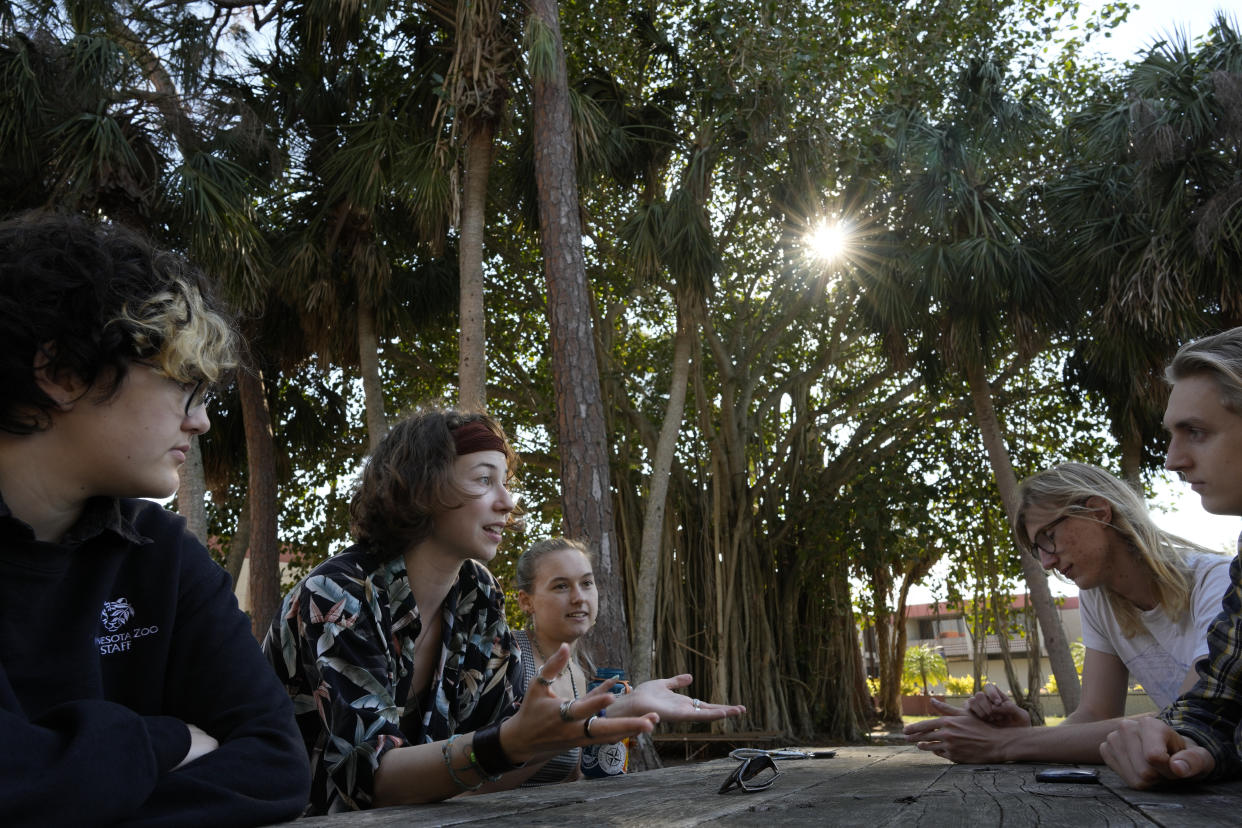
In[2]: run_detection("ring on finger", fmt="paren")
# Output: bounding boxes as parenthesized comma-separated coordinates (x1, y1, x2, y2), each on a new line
(692, 698, 702, 710)
(536, 674, 555, 687)
(559, 699, 574, 722)
(584, 714, 598, 738)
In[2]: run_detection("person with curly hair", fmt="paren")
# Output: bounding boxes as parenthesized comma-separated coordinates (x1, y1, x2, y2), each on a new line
(0, 211, 310, 826)
(265, 406, 667, 813)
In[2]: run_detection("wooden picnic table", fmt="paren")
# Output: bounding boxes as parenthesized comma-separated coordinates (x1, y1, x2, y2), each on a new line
(287, 744, 1242, 826)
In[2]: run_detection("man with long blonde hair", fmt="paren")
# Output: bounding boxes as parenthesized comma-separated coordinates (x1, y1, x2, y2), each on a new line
(905, 463, 1229, 764)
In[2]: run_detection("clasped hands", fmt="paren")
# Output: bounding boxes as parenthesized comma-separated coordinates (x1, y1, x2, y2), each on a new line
(1100, 718, 1215, 789)
(904, 684, 1218, 789)
(902, 685, 1028, 764)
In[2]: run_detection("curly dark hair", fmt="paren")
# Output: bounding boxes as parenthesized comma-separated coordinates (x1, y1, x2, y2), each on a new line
(0, 210, 237, 434)
(349, 405, 519, 558)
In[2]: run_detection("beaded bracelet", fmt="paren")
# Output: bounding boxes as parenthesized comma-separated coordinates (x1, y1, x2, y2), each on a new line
(471, 722, 525, 778)
(442, 733, 484, 792)
(468, 744, 503, 783)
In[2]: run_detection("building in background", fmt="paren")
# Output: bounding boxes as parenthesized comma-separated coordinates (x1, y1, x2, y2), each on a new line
(862, 595, 1081, 697)
(897, 595, 1082, 692)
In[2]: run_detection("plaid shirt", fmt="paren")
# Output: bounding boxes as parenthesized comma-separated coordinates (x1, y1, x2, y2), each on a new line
(1160, 536, 1242, 780)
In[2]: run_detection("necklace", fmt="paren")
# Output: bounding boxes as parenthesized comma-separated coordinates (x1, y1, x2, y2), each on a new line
(530, 632, 579, 698)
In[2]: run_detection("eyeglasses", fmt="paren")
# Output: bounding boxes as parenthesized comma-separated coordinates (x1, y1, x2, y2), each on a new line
(718, 753, 780, 794)
(133, 360, 213, 416)
(1029, 515, 1069, 557)
(729, 748, 823, 760)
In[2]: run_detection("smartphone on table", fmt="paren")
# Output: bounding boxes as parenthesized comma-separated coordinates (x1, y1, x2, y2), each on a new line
(1034, 768, 1100, 784)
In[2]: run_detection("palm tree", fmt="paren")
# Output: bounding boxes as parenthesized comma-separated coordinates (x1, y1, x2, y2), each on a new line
(258, 4, 457, 450)
(0, 2, 288, 634)
(858, 57, 1082, 712)
(1047, 14, 1242, 483)
(608, 49, 714, 684)
(434, 0, 524, 409)
(903, 644, 949, 697)
(527, 0, 630, 670)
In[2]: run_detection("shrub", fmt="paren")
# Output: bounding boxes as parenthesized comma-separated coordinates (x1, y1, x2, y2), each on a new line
(943, 675, 982, 695)
(1043, 639, 1087, 695)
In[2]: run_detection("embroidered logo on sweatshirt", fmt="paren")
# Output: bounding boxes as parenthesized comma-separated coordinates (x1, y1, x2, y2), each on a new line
(97, 598, 160, 655)
(100, 598, 135, 631)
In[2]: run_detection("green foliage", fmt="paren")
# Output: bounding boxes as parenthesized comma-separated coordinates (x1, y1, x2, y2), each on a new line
(524, 12, 559, 84)
(903, 644, 950, 695)
(1043, 639, 1087, 694)
(1046, 14, 1242, 474)
(943, 674, 983, 695)
(5, 0, 1227, 739)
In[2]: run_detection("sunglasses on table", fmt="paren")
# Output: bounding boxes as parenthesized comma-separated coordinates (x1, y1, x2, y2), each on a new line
(729, 748, 836, 760)
(718, 753, 780, 794)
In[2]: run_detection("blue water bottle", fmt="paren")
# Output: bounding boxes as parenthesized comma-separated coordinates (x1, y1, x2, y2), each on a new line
(580, 668, 630, 778)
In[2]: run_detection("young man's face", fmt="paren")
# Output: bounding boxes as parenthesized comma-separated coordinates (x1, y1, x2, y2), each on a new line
(1164, 373, 1242, 516)
(48, 362, 210, 501)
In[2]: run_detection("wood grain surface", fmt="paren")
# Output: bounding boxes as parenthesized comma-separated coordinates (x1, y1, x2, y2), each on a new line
(284, 744, 1242, 826)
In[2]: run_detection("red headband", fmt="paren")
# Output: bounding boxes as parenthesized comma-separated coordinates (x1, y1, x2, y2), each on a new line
(452, 421, 508, 456)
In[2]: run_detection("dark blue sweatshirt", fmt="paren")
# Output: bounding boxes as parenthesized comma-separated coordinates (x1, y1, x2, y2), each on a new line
(0, 495, 310, 827)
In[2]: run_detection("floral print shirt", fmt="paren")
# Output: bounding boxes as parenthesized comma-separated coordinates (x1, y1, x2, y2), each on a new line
(264, 546, 520, 814)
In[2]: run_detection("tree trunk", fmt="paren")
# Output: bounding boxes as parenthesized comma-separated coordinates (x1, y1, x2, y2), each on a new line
(1023, 598, 1045, 725)
(1119, 413, 1143, 491)
(970, 596, 988, 692)
(870, 574, 901, 726)
(226, 498, 251, 589)
(358, 301, 387, 452)
(238, 367, 280, 639)
(993, 602, 1025, 705)
(458, 119, 494, 411)
(528, 0, 627, 671)
(842, 597, 874, 739)
(630, 308, 693, 684)
(176, 435, 209, 545)
(964, 358, 1081, 714)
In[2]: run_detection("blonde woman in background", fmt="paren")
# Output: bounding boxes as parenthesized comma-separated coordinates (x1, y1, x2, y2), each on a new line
(512, 537, 745, 784)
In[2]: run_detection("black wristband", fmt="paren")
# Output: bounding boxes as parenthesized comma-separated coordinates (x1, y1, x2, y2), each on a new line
(471, 722, 524, 776)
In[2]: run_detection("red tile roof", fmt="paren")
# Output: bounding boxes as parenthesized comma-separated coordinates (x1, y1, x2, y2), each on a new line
(905, 594, 1079, 618)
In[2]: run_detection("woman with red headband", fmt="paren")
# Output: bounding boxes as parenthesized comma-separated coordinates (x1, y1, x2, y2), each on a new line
(265, 406, 744, 813)
(264, 406, 661, 814)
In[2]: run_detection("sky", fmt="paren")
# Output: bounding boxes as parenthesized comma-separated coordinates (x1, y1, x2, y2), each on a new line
(1076, 0, 1235, 63)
